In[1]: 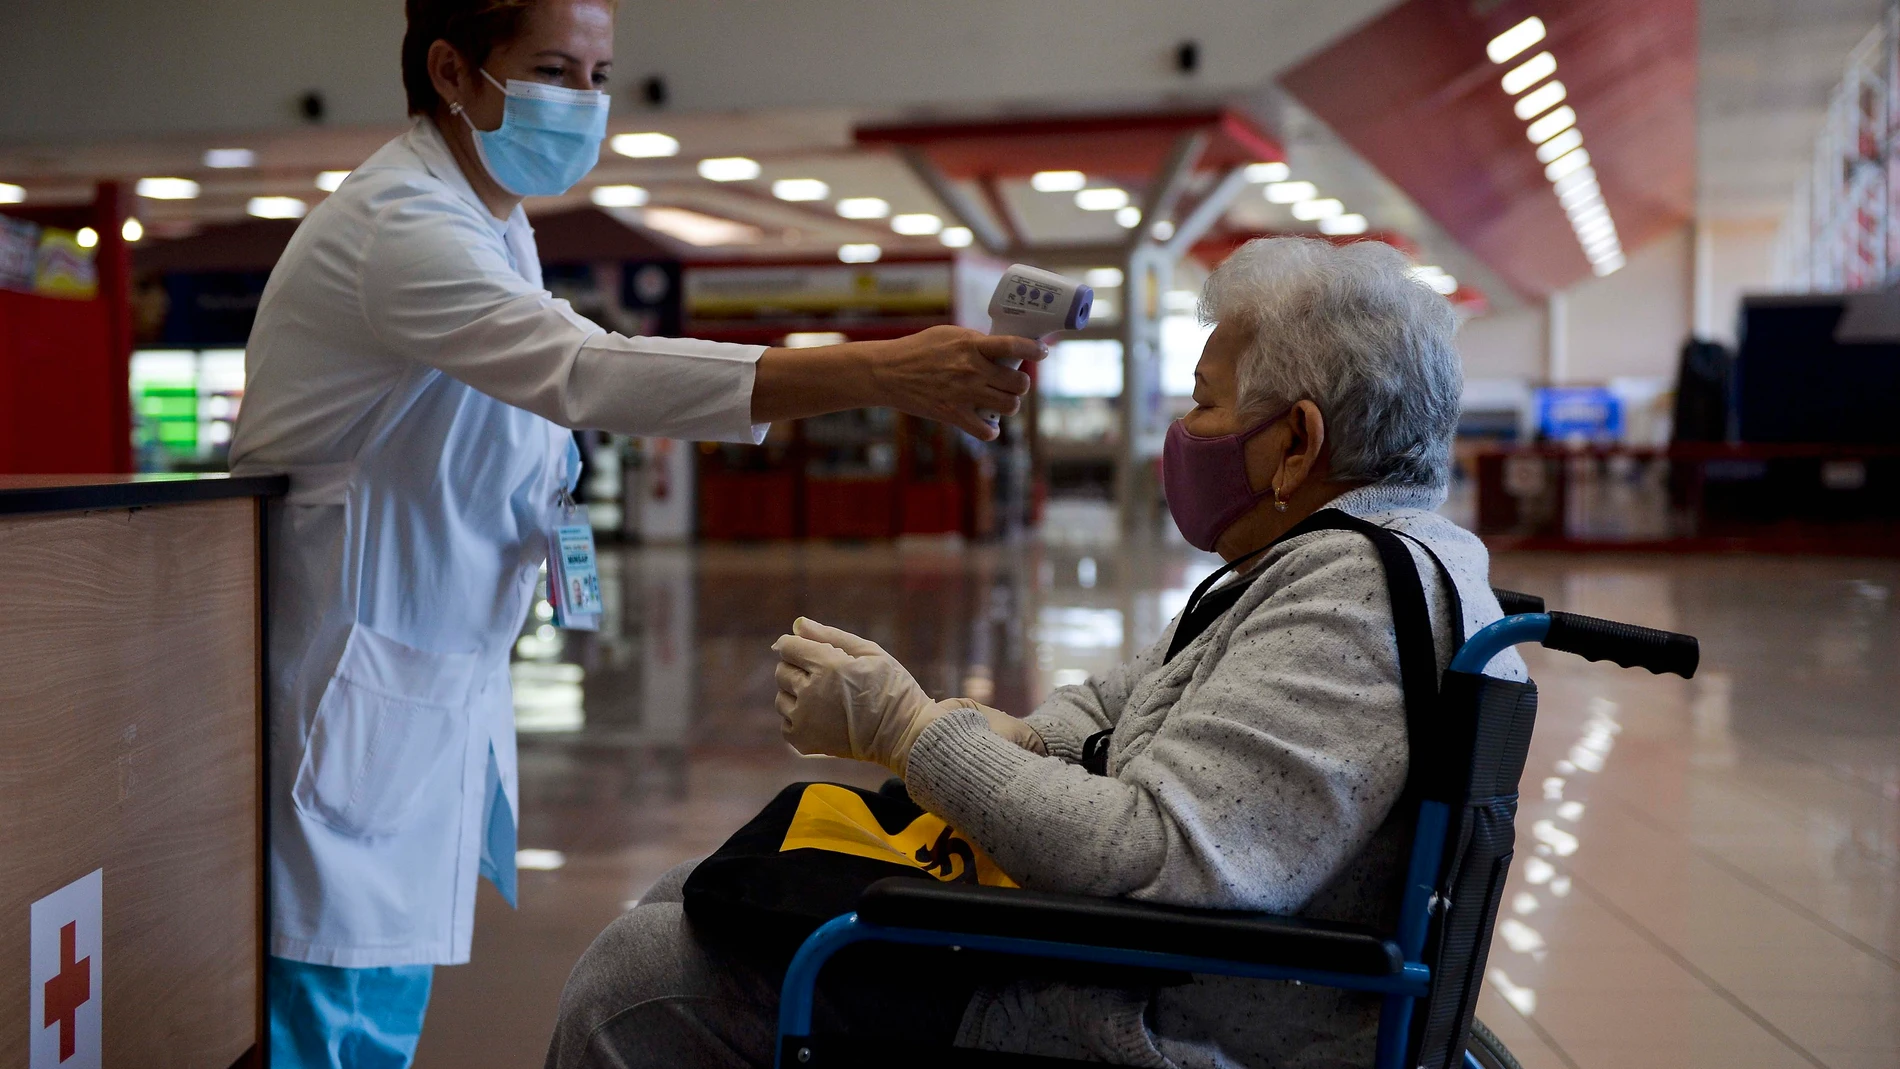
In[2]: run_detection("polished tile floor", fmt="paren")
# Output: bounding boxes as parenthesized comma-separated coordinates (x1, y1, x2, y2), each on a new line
(414, 504, 1900, 1069)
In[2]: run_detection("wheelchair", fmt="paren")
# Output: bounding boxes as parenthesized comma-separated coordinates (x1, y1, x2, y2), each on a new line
(772, 590, 1699, 1069)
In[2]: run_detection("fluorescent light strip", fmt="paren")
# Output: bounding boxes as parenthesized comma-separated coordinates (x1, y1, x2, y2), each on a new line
(1554, 171, 1599, 202)
(1544, 147, 1591, 182)
(1558, 182, 1602, 211)
(1535, 128, 1585, 165)
(1502, 52, 1557, 96)
(1487, 17, 1547, 64)
(1527, 106, 1577, 145)
(1243, 162, 1291, 183)
(1515, 81, 1567, 121)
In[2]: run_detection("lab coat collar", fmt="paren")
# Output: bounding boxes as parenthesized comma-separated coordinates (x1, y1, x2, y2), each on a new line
(405, 116, 530, 235)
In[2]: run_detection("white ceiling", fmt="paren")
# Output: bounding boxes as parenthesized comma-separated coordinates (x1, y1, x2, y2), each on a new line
(1698, 0, 1892, 220)
(2, 2, 1889, 288)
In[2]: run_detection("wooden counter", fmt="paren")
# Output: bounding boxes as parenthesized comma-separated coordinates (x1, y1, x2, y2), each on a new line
(0, 474, 285, 1069)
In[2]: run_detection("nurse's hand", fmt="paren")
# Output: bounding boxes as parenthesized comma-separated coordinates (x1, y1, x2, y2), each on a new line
(869, 326, 1042, 440)
(753, 326, 1040, 441)
(773, 617, 944, 777)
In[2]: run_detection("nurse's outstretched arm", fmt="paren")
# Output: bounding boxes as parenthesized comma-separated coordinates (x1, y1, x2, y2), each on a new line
(358, 192, 1038, 443)
(751, 326, 1038, 441)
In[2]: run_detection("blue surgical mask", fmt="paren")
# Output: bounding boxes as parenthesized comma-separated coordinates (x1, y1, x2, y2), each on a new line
(454, 70, 609, 197)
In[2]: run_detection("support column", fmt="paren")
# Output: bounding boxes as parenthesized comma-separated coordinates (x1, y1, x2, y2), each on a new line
(1545, 291, 1568, 386)
(1693, 220, 1716, 340)
(1117, 243, 1171, 531)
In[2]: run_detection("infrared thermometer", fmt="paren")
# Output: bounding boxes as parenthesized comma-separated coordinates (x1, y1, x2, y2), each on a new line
(983, 264, 1094, 425)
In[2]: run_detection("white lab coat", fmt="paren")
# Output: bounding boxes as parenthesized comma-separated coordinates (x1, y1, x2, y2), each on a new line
(230, 118, 765, 967)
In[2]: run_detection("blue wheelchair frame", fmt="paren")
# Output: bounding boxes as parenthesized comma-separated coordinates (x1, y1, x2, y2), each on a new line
(773, 613, 1566, 1069)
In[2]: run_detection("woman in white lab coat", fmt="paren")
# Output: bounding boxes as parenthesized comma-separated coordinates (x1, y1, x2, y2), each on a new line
(227, 0, 1038, 1065)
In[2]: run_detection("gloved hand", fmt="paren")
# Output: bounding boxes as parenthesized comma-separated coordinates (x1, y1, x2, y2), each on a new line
(939, 698, 1048, 756)
(773, 618, 943, 777)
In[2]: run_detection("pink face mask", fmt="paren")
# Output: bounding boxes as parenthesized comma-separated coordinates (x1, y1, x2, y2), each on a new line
(1160, 410, 1288, 552)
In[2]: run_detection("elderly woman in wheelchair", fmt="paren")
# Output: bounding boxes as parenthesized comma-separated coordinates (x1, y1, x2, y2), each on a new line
(547, 236, 1531, 1069)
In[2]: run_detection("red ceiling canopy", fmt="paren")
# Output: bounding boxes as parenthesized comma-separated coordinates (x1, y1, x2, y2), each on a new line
(1281, 0, 1695, 297)
(855, 110, 1284, 182)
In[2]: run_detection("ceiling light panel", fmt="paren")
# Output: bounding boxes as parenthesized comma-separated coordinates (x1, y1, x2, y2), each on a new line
(1244, 162, 1291, 183)
(1031, 170, 1087, 192)
(1264, 180, 1318, 204)
(1075, 188, 1130, 211)
(772, 178, 829, 202)
(836, 197, 890, 219)
(891, 213, 942, 235)
(204, 148, 256, 169)
(697, 157, 760, 182)
(611, 132, 679, 158)
(1291, 198, 1344, 221)
(590, 184, 649, 208)
(1319, 213, 1369, 236)
(138, 177, 200, 200)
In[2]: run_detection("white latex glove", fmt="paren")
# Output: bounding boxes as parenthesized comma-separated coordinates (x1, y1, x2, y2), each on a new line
(939, 697, 1048, 756)
(773, 618, 943, 776)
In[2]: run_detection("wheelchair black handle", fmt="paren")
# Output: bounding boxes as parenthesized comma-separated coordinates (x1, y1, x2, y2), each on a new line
(1542, 611, 1699, 678)
(1493, 588, 1546, 616)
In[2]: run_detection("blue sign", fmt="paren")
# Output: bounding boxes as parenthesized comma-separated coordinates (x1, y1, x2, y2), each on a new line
(1535, 386, 1622, 441)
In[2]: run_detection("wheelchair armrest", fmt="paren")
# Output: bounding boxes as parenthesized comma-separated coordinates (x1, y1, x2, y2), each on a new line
(856, 878, 1403, 976)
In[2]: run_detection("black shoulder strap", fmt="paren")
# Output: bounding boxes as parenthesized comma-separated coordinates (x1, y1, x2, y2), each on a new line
(1290, 511, 1442, 746)
(1105, 508, 1465, 793)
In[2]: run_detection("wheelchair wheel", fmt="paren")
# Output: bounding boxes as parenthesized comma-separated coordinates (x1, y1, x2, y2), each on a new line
(1465, 1017, 1525, 1069)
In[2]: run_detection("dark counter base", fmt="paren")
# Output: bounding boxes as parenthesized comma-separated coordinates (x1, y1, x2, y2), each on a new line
(0, 473, 289, 515)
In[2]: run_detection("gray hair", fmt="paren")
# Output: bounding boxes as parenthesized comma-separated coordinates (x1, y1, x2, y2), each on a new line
(1200, 237, 1462, 489)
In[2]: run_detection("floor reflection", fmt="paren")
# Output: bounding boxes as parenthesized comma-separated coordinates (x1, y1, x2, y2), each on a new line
(414, 509, 1900, 1069)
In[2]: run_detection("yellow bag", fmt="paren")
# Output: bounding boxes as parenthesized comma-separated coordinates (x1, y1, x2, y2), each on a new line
(683, 781, 1015, 943)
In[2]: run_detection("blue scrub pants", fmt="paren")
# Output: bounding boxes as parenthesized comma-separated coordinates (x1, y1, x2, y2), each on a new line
(268, 956, 435, 1069)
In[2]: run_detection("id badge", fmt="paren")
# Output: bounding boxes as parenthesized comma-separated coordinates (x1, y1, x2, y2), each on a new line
(556, 523, 603, 615)
(550, 495, 602, 631)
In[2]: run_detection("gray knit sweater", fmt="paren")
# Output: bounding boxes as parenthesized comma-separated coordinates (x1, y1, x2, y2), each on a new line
(904, 484, 1527, 1069)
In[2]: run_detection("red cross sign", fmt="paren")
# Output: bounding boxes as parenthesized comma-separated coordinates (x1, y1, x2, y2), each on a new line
(44, 922, 91, 1060)
(30, 868, 101, 1069)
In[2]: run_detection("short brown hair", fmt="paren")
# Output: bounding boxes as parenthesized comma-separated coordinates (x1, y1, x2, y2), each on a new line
(401, 0, 535, 116)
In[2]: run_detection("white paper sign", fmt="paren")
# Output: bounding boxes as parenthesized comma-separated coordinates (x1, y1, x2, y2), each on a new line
(29, 868, 102, 1069)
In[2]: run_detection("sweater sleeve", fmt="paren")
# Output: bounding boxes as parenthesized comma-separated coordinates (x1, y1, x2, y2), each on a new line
(905, 537, 1410, 912)
(1019, 629, 1168, 763)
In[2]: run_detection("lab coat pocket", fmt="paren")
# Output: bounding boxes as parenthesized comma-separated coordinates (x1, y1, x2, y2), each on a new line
(293, 625, 477, 839)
